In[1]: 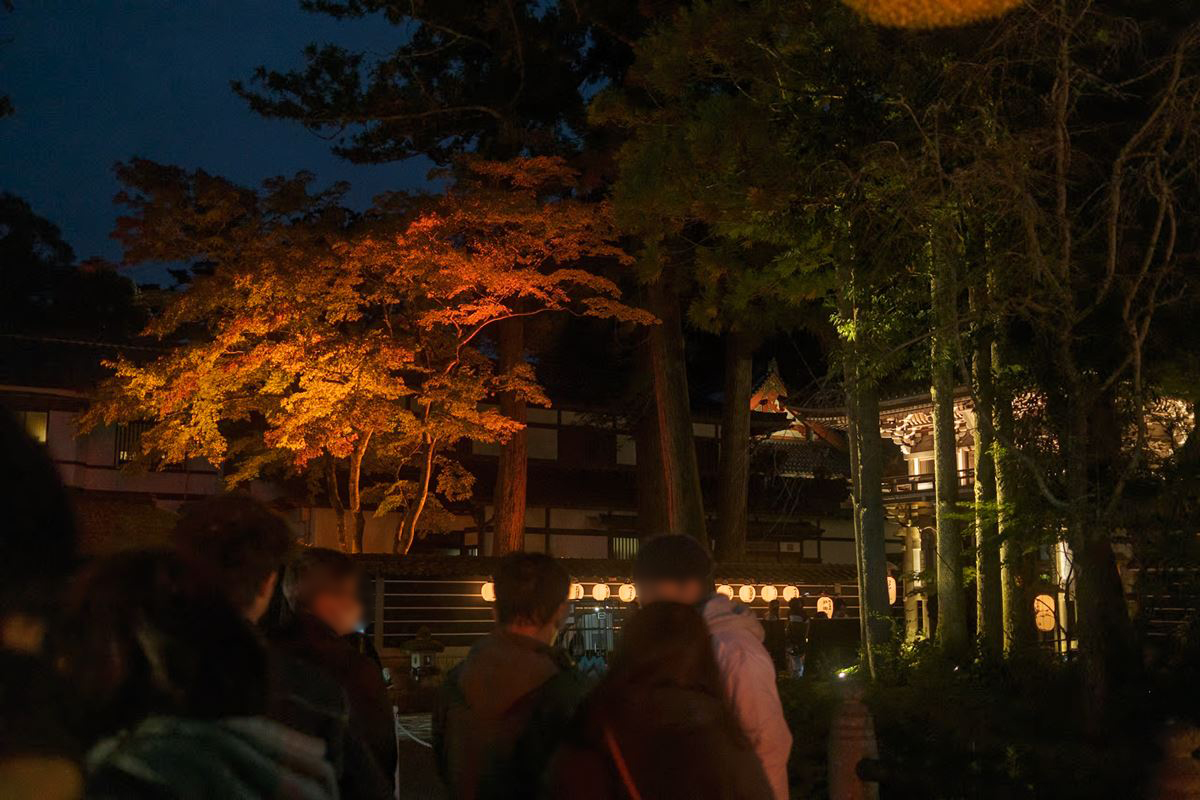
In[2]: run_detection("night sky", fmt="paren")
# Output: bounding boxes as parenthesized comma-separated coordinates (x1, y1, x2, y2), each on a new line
(0, 1, 430, 280)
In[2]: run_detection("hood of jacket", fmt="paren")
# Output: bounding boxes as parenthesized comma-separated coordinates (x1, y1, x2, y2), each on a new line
(458, 630, 563, 719)
(87, 716, 338, 800)
(700, 594, 766, 643)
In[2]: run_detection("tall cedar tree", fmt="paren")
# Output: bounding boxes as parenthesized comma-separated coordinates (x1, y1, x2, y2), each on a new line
(236, 0, 667, 553)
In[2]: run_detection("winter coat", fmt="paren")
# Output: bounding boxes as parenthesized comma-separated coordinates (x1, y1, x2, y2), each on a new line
(433, 629, 587, 800)
(86, 716, 337, 800)
(701, 595, 794, 800)
(271, 614, 396, 795)
(545, 685, 772, 800)
(267, 646, 391, 800)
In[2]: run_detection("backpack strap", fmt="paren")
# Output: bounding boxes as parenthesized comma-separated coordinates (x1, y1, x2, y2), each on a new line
(602, 725, 644, 800)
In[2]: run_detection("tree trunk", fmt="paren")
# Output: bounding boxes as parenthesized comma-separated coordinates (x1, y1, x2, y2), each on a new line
(993, 338, 1036, 653)
(396, 435, 435, 555)
(647, 278, 707, 542)
(326, 454, 348, 552)
(855, 380, 893, 666)
(715, 331, 753, 561)
(636, 405, 668, 538)
(493, 317, 528, 555)
(348, 433, 370, 554)
(971, 290, 1002, 654)
(931, 251, 968, 657)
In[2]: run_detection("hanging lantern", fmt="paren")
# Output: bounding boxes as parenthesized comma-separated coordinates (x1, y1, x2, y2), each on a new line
(761, 585, 780, 603)
(782, 585, 800, 602)
(618, 583, 637, 603)
(570, 583, 585, 601)
(817, 595, 835, 618)
(887, 576, 898, 606)
(738, 585, 757, 604)
(592, 583, 611, 602)
(1034, 594, 1056, 633)
(480, 581, 496, 603)
(716, 584, 735, 599)
(841, 0, 1022, 29)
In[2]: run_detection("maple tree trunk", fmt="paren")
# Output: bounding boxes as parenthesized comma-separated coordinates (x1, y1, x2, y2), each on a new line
(715, 331, 752, 561)
(647, 278, 707, 541)
(931, 251, 968, 657)
(971, 291, 1002, 654)
(855, 380, 892, 663)
(348, 434, 369, 554)
(492, 317, 528, 555)
(326, 455, 348, 552)
(396, 436, 435, 555)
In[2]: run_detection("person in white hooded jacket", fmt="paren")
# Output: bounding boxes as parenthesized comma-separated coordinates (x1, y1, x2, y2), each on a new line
(633, 536, 793, 800)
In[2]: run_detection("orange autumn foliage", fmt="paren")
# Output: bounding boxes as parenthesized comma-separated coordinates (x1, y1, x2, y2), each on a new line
(85, 156, 651, 552)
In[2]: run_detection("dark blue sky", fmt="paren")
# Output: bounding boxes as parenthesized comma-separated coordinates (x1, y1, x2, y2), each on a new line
(0, 1, 429, 279)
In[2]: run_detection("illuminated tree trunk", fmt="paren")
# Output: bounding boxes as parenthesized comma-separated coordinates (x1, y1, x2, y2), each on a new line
(931, 250, 968, 657)
(493, 317, 527, 555)
(647, 278, 707, 541)
(715, 331, 752, 561)
(326, 455, 348, 552)
(396, 434, 435, 555)
(993, 336, 1035, 653)
(971, 289, 1002, 653)
(347, 433, 370, 554)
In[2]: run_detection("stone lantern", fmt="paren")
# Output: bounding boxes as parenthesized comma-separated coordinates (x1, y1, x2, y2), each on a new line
(403, 626, 445, 685)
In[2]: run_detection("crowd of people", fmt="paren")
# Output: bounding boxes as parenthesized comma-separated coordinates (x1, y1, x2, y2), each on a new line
(0, 411, 793, 799)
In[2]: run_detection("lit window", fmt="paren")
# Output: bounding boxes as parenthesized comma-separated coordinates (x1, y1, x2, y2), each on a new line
(13, 411, 48, 444)
(115, 421, 153, 464)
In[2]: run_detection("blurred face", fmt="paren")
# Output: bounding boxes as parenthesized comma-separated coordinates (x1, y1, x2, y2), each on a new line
(309, 576, 363, 636)
(635, 577, 706, 606)
(245, 572, 277, 624)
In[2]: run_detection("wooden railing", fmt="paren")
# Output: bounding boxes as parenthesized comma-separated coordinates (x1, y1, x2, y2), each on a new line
(881, 469, 974, 497)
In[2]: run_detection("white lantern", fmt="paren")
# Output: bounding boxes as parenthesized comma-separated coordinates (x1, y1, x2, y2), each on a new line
(816, 595, 835, 618)
(738, 585, 757, 604)
(480, 581, 496, 602)
(569, 582, 585, 600)
(782, 585, 800, 602)
(1034, 594, 1056, 633)
(761, 585, 779, 603)
(887, 576, 898, 606)
(618, 583, 637, 603)
(592, 583, 611, 602)
(716, 584, 735, 599)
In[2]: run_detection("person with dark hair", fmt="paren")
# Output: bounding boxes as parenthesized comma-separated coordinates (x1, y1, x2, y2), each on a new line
(546, 602, 771, 799)
(57, 549, 337, 799)
(274, 548, 397, 796)
(0, 411, 84, 799)
(176, 495, 390, 800)
(763, 599, 788, 673)
(433, 552, 586, 800)
(633, 535, 792, 800)
(786, 598, 810, 678)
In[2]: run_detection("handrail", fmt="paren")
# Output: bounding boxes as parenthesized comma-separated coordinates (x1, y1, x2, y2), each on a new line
(881, 469, 975, 495)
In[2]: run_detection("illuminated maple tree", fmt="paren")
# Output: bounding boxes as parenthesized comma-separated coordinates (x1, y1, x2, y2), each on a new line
(85, 156, 647, 553)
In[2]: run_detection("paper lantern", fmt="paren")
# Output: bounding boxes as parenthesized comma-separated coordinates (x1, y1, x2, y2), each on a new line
(592, 583, 611, 602)
(738, 585, 757, 604)
(1034, 594, 1056, 633)
(618, 583, 637, 603)
(716, 584, 735, 599)
(782, 585, 800, 602)
(761, 585, 779, 603)
(816, 595, 835, 618)
(570, 583, 585, 601)
(841, 0, 1023, 29)
(480, 581, 496, 603)
(887, 576, 898, 605)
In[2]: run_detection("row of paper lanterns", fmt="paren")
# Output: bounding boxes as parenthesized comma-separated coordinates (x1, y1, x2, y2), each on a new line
(480, 576, 899, 606)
